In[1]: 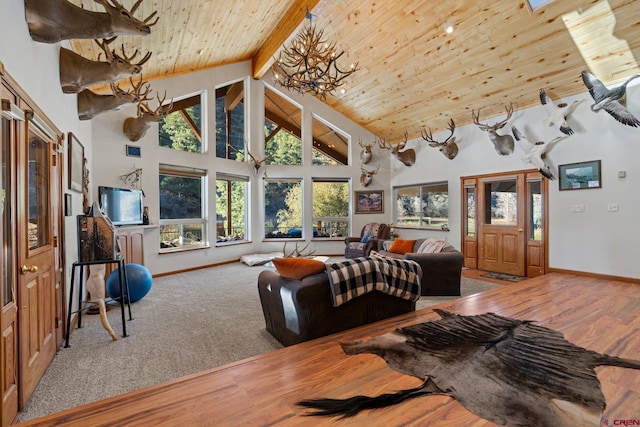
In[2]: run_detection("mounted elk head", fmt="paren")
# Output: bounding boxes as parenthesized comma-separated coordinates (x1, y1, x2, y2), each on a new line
(358, 139, 373, 164)
(60, 37, 151, 93)
(376, 132, 415, 167)
(471, 103, 515, 156)
(360, 164, 379, 187)
(226, 143, 270, 175)
(77, 76, 150, 120)
(25, 0, 159, 43)
(421, 118, 459, 160)
(123, 91, 173, 142)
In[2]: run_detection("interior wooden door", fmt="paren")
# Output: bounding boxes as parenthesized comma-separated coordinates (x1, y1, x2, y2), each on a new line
(17, 111, 57, 406)
(1, 83, 20, 427)
(477, 175, 526, 276)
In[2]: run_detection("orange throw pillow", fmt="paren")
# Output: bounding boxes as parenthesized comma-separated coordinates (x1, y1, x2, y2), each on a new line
(388, 239, 416, 254)
(272, 257, 326, 280)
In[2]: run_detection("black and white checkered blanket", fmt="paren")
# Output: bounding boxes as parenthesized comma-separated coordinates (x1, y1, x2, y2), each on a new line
(325, 257, 422, 307)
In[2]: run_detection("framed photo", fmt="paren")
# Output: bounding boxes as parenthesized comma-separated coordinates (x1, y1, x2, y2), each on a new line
(355, 190, 384, 214)
(68, 132, 84, 192)
(558, 160, 602, 191)
(126, 145, 141, 157)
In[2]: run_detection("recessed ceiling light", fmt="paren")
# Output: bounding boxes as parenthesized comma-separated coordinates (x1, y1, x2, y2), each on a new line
(444, 21, 456, 34)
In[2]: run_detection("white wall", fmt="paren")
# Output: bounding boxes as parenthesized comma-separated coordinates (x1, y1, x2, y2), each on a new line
(89, 63, 381, 275)
(391, 86, 640, 279)
(1, 0, 93, 298)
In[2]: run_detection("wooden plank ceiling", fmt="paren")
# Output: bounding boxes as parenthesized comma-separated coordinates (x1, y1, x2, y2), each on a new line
(69, 0, 640, 143)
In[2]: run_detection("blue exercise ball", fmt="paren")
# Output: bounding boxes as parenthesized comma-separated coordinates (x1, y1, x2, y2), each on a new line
(106, 264, 152, 303)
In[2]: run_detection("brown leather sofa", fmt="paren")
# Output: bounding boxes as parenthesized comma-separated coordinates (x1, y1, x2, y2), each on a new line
(376, 238, 464, 296)
(257, 269, 415, 346)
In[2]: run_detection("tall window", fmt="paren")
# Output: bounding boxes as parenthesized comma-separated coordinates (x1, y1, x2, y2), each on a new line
(158, 164, 207, 251)
(312, 115, 348, 166)
(394, 182, 449, 229)
(264, 178, 302, 239)
(264, 87, 302, 165)
(216, 174, 248, 244)
(159, 93, 203, 153)
(216, 80, 245, 160)
(312, 179, 349, 238)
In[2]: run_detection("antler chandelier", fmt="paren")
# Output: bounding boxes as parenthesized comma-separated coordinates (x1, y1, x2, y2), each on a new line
(272, 14, 359, 99)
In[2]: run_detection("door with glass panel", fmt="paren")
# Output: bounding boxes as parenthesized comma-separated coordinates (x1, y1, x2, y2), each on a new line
(18, 111, 58, 406)
(463, 170, 548, 277)
(478, 176, 525, 275)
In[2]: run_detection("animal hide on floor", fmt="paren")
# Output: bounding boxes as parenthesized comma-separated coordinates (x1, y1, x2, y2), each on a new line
(298, 310, 640, 427)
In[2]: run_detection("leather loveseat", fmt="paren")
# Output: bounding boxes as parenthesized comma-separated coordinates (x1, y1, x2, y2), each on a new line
(375, 238, 464, 296)
(257, 269, 415, 347)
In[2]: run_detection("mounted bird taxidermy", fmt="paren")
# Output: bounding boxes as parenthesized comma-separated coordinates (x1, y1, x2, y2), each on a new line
(25, 0, 158, 44)
(60, 37, 151, 94)
(376, 132, 415, 167)
(77, 75, 150, 120)
(512, 126, 567, 180)
(472, 103, 515, 155)
(359, 164, 379, 187)
(122, 91, 173, 142)
(358, 139, 373, 164)
(421, 118, 459, 160)
(298, 310, 640, 426)
(539, 89, 581, 135)
(581, 71, 640, 128)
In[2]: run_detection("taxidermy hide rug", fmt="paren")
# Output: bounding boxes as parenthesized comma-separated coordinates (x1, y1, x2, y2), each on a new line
(298, 309, 640, 427)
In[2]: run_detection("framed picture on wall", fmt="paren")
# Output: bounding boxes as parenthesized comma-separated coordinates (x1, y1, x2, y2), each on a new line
(355, 190, 384, 214)
(558, 160, 601, 191)
(68, 132, 84, 192)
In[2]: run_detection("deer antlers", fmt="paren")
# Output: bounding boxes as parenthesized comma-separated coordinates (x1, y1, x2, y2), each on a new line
(376, 131, 416, 167)
(226, 142, 270, 174)
(471, 103, 515, 156)
(421, 118, 459, 160)
(283, 242, 316, 258)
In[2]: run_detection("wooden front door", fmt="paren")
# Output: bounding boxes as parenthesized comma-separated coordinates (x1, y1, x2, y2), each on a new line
(17, 112, 58, 406)
(462, 170, 548, 278)
(478, 176, 525, 276)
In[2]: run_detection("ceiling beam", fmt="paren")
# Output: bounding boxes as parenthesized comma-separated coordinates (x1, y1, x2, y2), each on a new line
(251, 0, 324, 80)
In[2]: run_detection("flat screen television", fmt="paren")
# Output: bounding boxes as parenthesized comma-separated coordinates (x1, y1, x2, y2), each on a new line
(98, 186, 144, 226)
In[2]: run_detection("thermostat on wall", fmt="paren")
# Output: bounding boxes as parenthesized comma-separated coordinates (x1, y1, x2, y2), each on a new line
(126, 145, 141, 157)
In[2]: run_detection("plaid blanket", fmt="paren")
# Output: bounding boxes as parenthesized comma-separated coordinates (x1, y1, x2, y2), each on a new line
(325, 257, 422, 307)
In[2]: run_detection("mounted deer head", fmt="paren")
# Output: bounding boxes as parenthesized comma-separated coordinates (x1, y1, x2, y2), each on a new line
(226, 142, 270, 175)
(376, 131, 416, 167)
(122, 91, 173, 142)
(358, 139, 373, 164)
(60, 37, 152, 93)
(421, 118, 459, 160)
(360, 164, 379, 187)
(472, 103, 515, 156)
(77, 76, 150, 120)
(25, 0, 159, 43)
(283, 242, 316, 258)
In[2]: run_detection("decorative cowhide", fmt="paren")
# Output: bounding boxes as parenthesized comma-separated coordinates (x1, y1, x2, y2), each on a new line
(298, 309, 640, 427)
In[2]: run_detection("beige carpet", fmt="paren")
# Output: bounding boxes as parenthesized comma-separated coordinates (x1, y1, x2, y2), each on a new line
(17, 260, 501, 422)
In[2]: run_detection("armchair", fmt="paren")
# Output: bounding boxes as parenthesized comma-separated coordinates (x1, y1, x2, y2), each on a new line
(344, 223, 391, 258)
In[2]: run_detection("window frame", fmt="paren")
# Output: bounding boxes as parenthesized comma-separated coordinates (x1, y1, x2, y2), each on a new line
(215, 173, 249, 246)
(393, 181, 450, 231)
(311, 178, 350, 240)
(215, 79, 247, 161)
(158, 91, 205, 154)
(263, 177, 303, 240)
(158, 163, 208, 252)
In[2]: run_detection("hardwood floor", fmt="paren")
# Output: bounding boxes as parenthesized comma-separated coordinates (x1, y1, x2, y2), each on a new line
(17, 273, 640, 426)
